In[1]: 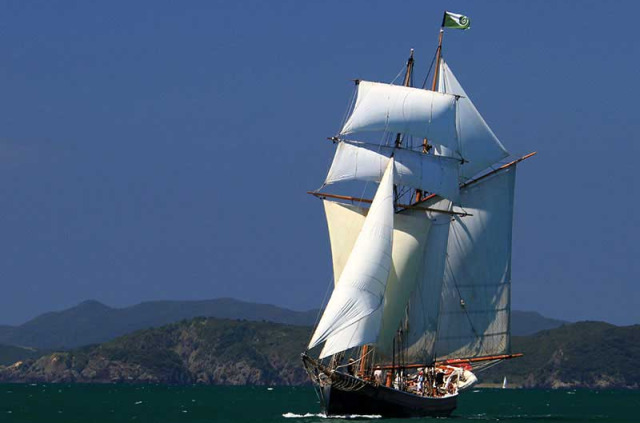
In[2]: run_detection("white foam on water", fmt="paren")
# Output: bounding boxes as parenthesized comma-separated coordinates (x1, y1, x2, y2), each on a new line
(282, 412, 381, 419)
(282, 412, 324, 418)
(267, 387, 274, 391)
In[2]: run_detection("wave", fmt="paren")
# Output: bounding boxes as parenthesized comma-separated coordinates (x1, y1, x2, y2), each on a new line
(282, 412, 382, 419)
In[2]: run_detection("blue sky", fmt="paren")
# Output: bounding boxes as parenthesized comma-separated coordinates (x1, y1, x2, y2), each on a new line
(0, 1, 638, 325)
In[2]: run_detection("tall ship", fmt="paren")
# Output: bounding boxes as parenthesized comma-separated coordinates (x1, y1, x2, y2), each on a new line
(301, 11, 534, 418)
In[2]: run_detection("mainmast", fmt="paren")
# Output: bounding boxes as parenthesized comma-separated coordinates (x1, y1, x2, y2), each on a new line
(431, 16, 446, 92)
(415, 16, 446, 202)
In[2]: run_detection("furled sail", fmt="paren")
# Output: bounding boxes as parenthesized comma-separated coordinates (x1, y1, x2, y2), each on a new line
(437, 59, 509, 180)
(432, 166, 516, 360)
(322, 200, 431, 357)
(340, 81, 459, 153)
(325, 140, 460, 203)
(308, 159, 395, 358)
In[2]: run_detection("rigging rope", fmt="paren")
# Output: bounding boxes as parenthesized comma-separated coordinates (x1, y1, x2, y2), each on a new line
(421, 48, 439, 90)
(390, 62, 409, 85)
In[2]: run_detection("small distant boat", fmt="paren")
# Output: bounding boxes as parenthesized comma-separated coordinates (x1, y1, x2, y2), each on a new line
(502, 377, 508, 389)
(301, 9, 532, 419)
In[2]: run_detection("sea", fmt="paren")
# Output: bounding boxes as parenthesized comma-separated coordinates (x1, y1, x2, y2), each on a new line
(0, 384, 638, 423)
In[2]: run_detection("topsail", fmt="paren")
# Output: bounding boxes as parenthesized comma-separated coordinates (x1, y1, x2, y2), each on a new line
(437, 59, 509, 179)
(340, 81, 459, 154)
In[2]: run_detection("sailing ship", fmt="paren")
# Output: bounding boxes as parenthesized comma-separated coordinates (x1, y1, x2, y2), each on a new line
(301, 11, 534, 418)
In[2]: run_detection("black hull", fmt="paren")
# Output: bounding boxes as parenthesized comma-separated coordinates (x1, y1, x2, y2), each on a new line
(318, 373, 457, 418)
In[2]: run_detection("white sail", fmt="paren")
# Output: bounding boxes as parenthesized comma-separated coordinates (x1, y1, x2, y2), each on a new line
(323, 201, 367, 285)
(404, 197, 454, 363)
(325, 140, 460, 203)
(433, 167, 516, 360)
(340, 81, 459, 153)
(322, 201, 431, 357)
(437, 59, 509, 180)
(376, 208, 431, 356)
(309, 159, 395, 358)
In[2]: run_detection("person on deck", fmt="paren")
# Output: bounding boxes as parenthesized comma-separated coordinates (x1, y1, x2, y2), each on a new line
(347, 358, 356, 376)
(373, 367, 383, 385)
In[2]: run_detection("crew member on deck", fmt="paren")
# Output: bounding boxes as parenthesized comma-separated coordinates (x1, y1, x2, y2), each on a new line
(347, 358, 356, 376)
(373, 366, 383, 385)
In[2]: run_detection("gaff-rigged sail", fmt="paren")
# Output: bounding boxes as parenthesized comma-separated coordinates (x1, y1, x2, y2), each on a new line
(436, 59, 509, 180)
(432, 166, 516, 360)
(340, 81, 459, 154)
(308, 159, 395, 359)
(324, 140, 460, 203)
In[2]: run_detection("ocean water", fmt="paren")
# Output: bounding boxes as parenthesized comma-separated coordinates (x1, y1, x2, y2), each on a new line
(0, 384, 638, 423)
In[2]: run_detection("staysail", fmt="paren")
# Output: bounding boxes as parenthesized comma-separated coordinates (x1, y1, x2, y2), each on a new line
(308, 159, 395, 358)
(437, 59, 509, 180)
(340, 81, 459, 154)
(325, 140, 460, 203)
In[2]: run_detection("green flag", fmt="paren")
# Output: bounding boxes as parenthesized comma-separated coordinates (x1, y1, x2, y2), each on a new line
(443, 11, 470, 30)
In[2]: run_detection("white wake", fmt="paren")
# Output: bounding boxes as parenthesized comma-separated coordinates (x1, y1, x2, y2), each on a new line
(282, 412, 381, 419)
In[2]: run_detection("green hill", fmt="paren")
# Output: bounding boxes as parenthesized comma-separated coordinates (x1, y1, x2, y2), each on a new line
(0, 318, 637, 388)
(481, 322, 640, 389)
(0, 318, 310, 385)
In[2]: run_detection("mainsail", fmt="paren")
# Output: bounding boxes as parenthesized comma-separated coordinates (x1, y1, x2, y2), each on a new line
(432, 167, 516, 359)
(308, 159, 395, 358)
(405, 167, 516, 362)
